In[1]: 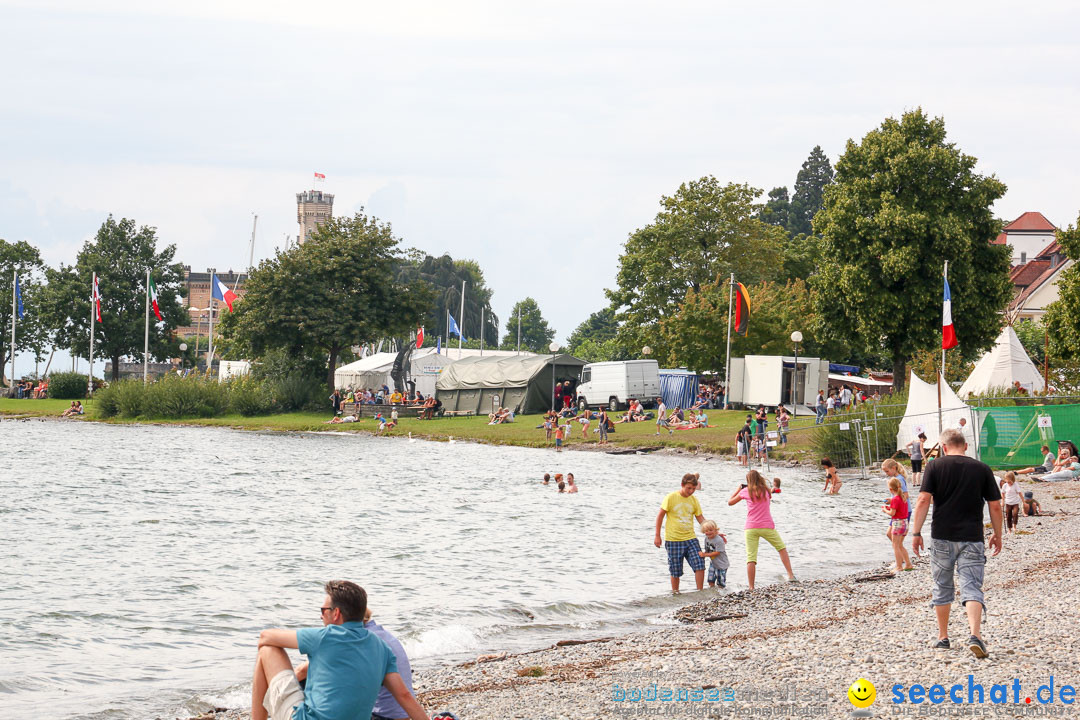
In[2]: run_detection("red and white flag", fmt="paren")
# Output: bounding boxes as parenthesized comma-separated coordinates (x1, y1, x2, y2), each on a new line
(92, 273, 102, 322)
(149, 275, 163, 321)
(314, 172, 326, 182)
(942, 276, 958, 350)
(416, 327, 424, 349)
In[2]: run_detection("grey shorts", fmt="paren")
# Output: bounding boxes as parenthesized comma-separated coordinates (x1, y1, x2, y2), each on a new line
(929, 538, 987, 609)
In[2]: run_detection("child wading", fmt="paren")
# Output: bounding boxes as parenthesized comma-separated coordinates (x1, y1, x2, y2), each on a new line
(698, 520, 729, 589)
(882, 477, 914, 572)
(653, 473, 707, 593)
(728, 470, 795, 590)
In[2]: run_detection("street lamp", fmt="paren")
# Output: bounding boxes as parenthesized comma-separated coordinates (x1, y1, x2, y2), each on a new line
(642, 345, 652, 358)
(790, 331, 803, 417)
(549, 342, 561, 411)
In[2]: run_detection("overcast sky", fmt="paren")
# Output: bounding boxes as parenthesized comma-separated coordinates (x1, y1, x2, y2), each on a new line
(3, 0, 1079, 374)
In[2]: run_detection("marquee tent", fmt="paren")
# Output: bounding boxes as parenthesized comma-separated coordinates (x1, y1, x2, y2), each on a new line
(896, 371, 973, 457)
(436, 354, 585, 415)
(957, 325, 1045, 398)
(335, 348, 538, 397)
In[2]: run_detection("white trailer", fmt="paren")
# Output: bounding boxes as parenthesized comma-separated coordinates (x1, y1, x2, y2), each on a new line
(576, 360, 661, 411)
(727, 355, 829, 411)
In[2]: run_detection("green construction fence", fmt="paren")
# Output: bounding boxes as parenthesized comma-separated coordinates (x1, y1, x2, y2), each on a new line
(975, 404, 1080, 468)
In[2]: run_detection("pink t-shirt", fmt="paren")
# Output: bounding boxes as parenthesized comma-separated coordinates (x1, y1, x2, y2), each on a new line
(739, 487, 775, 529)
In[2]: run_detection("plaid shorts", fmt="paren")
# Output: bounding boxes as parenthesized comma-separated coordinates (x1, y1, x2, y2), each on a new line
(708, 565, 727, 586)
(665, 539, 705, 577)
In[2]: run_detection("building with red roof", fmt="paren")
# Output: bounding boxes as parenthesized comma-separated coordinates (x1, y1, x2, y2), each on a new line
(997, 211, 1058, 266)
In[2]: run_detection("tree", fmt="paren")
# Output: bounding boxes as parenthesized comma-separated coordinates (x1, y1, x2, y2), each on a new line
(759, 187, 793, 233)
(501, 297, 555, 352)
(222, 212, 433, 390)
(396, 254, 498, 346)
(607, 178, 786, 361)
(812, 109, 1012, 389)
(789, 145, 834, 237)
(1, 239, 50, 387)
(1040, 214, 1080, 361)
(42, 216, 188, 381)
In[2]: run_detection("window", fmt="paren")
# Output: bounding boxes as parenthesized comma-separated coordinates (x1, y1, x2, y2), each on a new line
(581, 369, 591, 384)
(1020, 252, 1027, 264)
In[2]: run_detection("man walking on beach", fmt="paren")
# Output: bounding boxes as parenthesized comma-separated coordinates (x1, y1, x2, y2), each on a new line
(250, 580, 429, 720)
(911, 428, 1003, 658)
(654, 473, 707, 593)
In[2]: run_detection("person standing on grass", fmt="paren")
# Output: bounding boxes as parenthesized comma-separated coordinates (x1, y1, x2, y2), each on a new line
(597, 408, 609, 445)
(728, 470, 796, 590)
(911, 428, 1002, 659)
(655, 397, 672, 435)
(653, 473, 707, 593)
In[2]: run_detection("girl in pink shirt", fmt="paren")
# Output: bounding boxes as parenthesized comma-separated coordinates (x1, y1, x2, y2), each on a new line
(728, 470, 796, 590)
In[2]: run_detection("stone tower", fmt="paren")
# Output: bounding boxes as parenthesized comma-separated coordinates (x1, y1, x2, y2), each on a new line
(296, 190, 334, 244)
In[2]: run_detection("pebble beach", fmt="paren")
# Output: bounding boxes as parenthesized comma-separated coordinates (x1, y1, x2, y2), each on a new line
(189, 479, 1079, 720)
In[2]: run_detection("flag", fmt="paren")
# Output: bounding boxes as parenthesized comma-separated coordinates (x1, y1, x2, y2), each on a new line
(448, 313, 464, 340)
(942, 277, 958, 349)
(92, 274, 102, 322)
(314, 172, 326, 182)
(211, 273, 238, 312)
(733, 282, 751, 335)
(14, 274, 25, 319)
(416, 327, 424, 349)
(149, 275, 163, 321)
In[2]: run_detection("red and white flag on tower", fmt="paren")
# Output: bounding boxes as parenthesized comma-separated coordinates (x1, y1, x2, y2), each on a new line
(416, 327, 425, 349)
(149, 275, 163, 321)
(314, 172, 326, 183)
(942, 276, 958, 350)
(92, 273, 102, 322)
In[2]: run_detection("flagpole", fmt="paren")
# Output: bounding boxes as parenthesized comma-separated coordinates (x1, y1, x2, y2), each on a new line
(458, 280, 465, 359)
(938, 261, 948, 437)
(207, 297, 215, 376)
(480, 306, 485, 356)
(723, 272, 734, 410)
(89, 273, 96, 398)
(10, 270, 16, 391)
(143, 268, 150, 384)
(516, 307, 521, 355)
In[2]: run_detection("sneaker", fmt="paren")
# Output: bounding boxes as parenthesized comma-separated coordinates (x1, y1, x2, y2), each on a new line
(933, 638, 950, 649)
(968, 635, 988, 659)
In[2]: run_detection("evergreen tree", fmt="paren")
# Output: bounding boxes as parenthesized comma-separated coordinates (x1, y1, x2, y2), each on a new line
(789, 145, 834, 236)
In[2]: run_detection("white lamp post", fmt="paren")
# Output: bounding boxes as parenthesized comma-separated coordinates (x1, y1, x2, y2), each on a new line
(790, 331, 803, 417)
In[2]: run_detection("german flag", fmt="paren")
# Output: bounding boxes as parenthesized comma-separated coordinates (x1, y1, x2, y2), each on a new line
(734, 282, 751, 335)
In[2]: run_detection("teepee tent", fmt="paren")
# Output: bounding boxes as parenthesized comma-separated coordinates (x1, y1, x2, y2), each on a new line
(957, 325, 1045, 398)
(896, 371, 973, 456)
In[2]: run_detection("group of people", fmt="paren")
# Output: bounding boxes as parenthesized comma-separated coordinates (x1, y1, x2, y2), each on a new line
(11, 378, 48, 398)
(653, 398, 711, 433)
(487, 407, 514, 424)
(734, 405, 791, 464)
(60, 400, 84, 417)
(338, 386, 427, 407)
(542, 472, 579, 493)
(654, 471, 792, 594)
(813, 385, 882, 424)
(544, 407, 614, 449)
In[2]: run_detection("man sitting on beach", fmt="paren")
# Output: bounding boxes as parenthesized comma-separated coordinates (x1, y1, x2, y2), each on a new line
(251, 580, 428, 720)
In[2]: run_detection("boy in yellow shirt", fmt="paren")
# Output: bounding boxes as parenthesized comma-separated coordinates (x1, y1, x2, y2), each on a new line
(653, 473, 707, 593)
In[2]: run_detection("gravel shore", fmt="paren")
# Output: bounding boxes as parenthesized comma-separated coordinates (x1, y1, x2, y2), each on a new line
(195, 480, 1079, 720)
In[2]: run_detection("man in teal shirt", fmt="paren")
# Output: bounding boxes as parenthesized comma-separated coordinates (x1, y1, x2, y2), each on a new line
(251, 580, 429, 720)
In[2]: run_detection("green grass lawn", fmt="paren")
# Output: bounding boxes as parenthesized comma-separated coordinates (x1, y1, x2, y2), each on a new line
(1, 396, 818, 458)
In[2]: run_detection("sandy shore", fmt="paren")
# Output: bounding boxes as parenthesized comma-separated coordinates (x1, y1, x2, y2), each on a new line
(190, 479, 1080, 720)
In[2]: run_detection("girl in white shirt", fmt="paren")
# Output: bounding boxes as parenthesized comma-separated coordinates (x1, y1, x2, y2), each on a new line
(999, 472, 1023, 533)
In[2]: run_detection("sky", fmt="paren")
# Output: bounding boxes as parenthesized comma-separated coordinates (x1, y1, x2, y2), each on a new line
(3, 0, 1079, 375)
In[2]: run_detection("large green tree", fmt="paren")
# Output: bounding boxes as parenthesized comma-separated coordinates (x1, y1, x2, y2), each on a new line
(1040, 214, 1080, 361)
(501, 297, 555, 352)
(396, 253, 498, 346)
(223, 212, 433, 390)
(607, 178, 786, 361)
(1, 239, 50, 387)
(789, 145, 834, 236)
(812, 109, 1012, 389)
(42, 216, 188, 381)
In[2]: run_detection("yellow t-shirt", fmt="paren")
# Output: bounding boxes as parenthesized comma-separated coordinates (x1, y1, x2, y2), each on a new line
(661, 490, 702, 542)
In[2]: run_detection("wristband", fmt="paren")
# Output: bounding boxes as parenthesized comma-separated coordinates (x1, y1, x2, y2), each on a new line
(912, 532, 921, 536)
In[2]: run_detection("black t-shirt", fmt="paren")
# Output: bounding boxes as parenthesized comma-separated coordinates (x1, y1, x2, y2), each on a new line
(737, 424, 751, 442)
(921, 454, 1001, 542)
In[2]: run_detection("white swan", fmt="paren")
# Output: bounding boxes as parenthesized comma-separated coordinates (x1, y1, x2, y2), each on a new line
(408, 432, 416, 443)
(448, 436, 456, 444)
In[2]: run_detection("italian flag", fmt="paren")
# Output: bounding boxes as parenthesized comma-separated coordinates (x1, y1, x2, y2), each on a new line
(149, 276, 163, 321)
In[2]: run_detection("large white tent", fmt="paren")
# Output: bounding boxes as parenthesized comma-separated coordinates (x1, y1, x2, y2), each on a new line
(957, 325, 1045, 398)
(896, 371, 973, 457)
(334, 348, 538, 397)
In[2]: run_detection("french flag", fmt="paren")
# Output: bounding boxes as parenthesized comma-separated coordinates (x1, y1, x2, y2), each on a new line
(942, 277, 958, 350)
(211, 273, 238, 312)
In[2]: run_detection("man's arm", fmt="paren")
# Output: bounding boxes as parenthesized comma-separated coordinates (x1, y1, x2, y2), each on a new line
(654, 509, 666, 547)
(910, 491, 933, 556)
(258, 629, 298, 649)
(383, 672, 428, 720)
(986, 499, 1003, 556)
(695, 513, 706, 527)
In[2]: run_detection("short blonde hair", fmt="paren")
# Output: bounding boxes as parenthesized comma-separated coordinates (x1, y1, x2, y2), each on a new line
(701, 519, 718, 532)
(881, 458, 899, 473)
(888, 477, 901, 493)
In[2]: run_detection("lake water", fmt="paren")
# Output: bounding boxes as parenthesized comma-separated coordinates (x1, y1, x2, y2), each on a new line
(0, 420, 894, 719)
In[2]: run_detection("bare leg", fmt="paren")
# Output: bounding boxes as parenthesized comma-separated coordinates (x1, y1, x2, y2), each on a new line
(670, 575, 680, 593)
(935, 604, 951, 641)
(747, 561, 756, 590)
(778, 549, 795, 579)
(966, 601, 983, 639)
(251, 645, 295, 720)
(694, 568, 705, 591)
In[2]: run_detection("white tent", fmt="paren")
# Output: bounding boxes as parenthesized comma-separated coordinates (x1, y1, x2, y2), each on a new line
(896, 371, 974, 457)
(335, 347, 539, 396)
(957, 325, 1045, 398)
(334, 352, 399, 391)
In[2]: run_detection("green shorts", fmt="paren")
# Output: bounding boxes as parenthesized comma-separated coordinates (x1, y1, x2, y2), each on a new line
(744, 528, 786, 563)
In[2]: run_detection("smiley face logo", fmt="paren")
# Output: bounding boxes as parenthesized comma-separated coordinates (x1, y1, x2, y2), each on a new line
(848, 678, 876, 708)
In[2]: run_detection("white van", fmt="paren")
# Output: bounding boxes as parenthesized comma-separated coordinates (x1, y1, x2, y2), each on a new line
(576, 360, 661, 411)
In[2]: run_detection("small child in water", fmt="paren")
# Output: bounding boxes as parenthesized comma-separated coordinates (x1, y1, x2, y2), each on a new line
(882, 477, 914, 572)
(557, 481, 566, 493)
(822, 457, 841, 494)
(542, 473, 551, 485)
(698, 520, 730, 588)
(772, 478, 781, 494)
